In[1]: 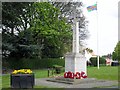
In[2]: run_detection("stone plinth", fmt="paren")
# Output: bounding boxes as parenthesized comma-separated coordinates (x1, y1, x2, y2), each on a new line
(65, 53, 87, 75)
(47, 77, 96, 85)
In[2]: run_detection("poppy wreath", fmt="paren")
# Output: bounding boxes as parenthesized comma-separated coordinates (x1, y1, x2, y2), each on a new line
(67, 71, 72, 78)
(75, 72, 81, 79)
(64, 71, 87, 79)
(64, 72, 68, 78)
(81, 71, 87, 78)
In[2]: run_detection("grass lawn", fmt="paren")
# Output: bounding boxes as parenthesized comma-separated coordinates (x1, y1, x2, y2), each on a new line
(34, 69, 48, 78)
(87, 66, 118, 81)
(1, 66, 119, 89)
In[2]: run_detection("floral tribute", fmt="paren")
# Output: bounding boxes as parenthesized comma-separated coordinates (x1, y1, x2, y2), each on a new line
(12, 69, 32, 74)
(64, 71, 87, 79)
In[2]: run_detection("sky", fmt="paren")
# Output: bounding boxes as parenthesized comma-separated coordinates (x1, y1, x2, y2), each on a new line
(80, 0, 119, 56)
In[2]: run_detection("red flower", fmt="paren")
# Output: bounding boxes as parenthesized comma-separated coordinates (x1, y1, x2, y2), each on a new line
(64, 72, 68, 78)
(81, 71, 87, 78)
(75, 72, 81, 79)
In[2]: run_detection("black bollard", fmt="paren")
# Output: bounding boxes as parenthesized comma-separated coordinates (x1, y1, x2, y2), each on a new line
(48, 68, 50, 77)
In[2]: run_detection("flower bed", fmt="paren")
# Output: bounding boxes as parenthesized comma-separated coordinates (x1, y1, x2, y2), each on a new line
(12, 69, 32, 74)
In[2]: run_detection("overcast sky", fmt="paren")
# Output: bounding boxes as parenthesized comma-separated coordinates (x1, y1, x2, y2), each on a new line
(80, 0, 119, 56)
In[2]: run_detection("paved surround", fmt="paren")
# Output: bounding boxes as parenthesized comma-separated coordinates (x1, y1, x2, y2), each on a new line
(46, 77, 96, 85)
(35, 78, 118, 88)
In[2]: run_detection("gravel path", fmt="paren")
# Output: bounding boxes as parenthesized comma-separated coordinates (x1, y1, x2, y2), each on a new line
(35, 78, 118, 88)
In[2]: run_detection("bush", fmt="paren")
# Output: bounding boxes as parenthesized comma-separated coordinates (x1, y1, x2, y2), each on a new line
(90, 57, 106, 66)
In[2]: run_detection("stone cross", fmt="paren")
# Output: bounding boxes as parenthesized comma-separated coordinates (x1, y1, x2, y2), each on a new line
(70, 8, 81, 54)
(73, 20, 79, 53)
(65, 7, 87, 76)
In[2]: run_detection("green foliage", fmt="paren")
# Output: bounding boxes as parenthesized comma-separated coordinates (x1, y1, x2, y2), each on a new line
(30, 2, 72, 58)
(112, 51, 117, 60)
(112, 41, 120, 61)
(85, 48, 93, 53)
(2, 2, 72, 59)
(90, 57, 106, 66)
(4, 58, 65, 69)
(2, 2, 36, 58)
(90, 57, 97, 66)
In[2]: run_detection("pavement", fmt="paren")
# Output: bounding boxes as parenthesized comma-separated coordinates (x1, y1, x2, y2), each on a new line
(35, 78, 119, 88)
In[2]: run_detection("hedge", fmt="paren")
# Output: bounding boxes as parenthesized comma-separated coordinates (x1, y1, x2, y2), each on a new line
(3, 56, 106, 69)
(3, 57, 65, 69)
(90, 57, 106, 66)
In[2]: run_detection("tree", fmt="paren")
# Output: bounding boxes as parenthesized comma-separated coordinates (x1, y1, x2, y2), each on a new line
(84, 48, 93, 54)
(2, 2, 36, 58)
(51, 2, 89, 41)
(2, 2, 88, 59)
(29, 2, 72, 58)
(112, 51, 117, 60)
(2, 2, 33, 34)
(2, 2, 72, 58)
(112, 41, 120, 61)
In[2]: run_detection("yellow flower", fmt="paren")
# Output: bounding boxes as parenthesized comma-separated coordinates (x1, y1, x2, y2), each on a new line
(26, 69, 32, 74)
(12, 69, 33, 74)
(12, 70, 18, 74)
(20, 69, 25, 73)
